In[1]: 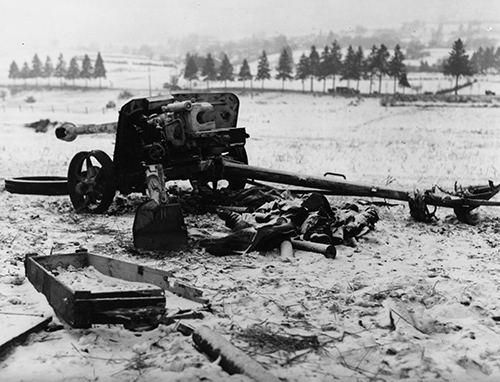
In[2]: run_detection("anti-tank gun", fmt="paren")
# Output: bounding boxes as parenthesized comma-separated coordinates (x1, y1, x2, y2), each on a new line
(61, 93, 249, 249)
(60, 92, 500, 251)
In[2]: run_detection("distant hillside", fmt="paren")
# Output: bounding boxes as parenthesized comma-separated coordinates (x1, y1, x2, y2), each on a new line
(111, 20, 500, 65)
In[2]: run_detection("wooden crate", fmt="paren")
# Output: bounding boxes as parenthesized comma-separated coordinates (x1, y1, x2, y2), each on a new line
(25, 249, 169, 329)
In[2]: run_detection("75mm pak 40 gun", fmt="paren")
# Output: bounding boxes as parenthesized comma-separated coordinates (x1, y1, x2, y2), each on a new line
(57, 92, 500, 250)
(60, 93, 249, 249)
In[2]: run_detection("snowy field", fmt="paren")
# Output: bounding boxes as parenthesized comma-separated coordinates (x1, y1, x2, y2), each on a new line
(0, 87, 500, 381)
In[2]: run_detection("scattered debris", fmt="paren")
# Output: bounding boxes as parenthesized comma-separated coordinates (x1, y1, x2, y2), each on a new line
(412, 181, 500, 224)
(456, 355, 492, 376)
(291, 239, 336, 258)
(0, 315, 52, 356)
(118, 90, 134, 99)
(199, 191, 377, 256)
(192, 325, 280, 382)
(24, 118, 57, 133)
(159, 310, 204, 326)
(409, 190, 437, 223)
(279, 240, 294, 257)
(235, 324, 320, 354)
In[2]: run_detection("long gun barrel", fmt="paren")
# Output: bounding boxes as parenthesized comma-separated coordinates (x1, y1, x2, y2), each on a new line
(55, 122, 117, 142)
(223, 161, 411, 201)
(222, 160, 500, 210)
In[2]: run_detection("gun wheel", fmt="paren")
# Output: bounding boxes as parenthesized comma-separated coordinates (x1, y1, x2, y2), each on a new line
(5, 176, 68, 195)
(68, 150, 116, 213)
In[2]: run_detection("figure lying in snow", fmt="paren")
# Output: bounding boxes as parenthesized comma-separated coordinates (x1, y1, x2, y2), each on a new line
(199, 189, 379, 256)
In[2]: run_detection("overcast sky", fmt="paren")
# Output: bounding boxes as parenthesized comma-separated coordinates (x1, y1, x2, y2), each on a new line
(1, 0, 499, 52)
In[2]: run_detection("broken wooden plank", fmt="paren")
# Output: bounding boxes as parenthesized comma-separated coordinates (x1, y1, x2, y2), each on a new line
(192, 325, 280, 382)
(88, 252, 208, 304)
(160, 311, 204, 326)
(0, 315, 52, 356)
(169, 280, 208, 305)
(88, 252, 173, 282)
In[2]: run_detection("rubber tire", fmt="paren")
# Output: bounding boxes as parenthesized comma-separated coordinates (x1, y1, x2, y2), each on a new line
(67, 150, 116, 214)
(5, 176, 68, 195)
(226, 146, 248, 190)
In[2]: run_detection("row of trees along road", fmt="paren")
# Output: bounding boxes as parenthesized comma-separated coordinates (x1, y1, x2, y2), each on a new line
(184, 42, 409, 93)
(470, 45, 500, 74)
(184, 52, 255, 89)
(8, 53, 107, 86)
(184, 39, 495, 95)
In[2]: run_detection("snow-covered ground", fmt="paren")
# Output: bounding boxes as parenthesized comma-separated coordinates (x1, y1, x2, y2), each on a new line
(0, 88, 500, 381)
